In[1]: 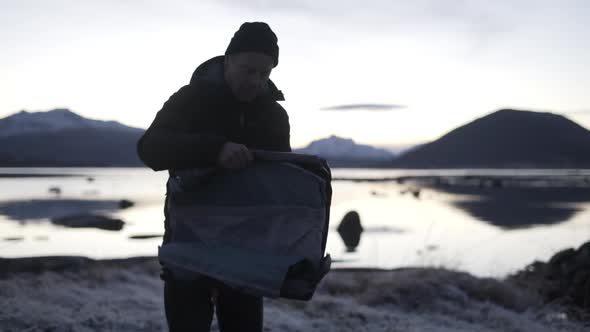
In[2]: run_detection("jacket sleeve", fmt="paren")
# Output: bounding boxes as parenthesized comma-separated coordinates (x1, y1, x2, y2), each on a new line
(269, 103, 292, 153)
(137, 85, 227, 171)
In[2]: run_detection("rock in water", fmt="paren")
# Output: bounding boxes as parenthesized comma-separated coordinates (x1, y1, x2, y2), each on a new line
(119, 199, 134, 209)
(337, 211, 363, 252)
(48, 186, 62, 195)
(51, 214, 124, 231)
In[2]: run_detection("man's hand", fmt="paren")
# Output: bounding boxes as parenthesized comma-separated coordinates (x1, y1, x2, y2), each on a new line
(217, 142, 254, 170)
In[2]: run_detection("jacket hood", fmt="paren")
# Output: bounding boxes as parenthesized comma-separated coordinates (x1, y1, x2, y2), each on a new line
(189, 56, 285, 102)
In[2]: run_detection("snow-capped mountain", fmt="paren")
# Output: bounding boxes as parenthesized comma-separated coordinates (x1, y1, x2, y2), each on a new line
(0, 109, 142, 137)
(298, 135, 395, 159)
(0, 109, 145, 166)
(295, 135, 396, 167)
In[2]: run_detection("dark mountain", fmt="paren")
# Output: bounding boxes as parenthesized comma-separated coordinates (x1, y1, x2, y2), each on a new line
(393, 109, 590, 168)
(0, 109, 145, 167)
(6, 108, 588, 168)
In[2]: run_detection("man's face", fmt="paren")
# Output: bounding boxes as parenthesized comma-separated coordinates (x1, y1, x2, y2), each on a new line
(224, 52, 274, 102)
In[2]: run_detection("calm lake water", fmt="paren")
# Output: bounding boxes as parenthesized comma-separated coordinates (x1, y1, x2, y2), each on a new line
(1, 167, 590, 277)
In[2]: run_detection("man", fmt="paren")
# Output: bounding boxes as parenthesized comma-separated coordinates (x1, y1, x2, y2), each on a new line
(137, 22, 290, 332)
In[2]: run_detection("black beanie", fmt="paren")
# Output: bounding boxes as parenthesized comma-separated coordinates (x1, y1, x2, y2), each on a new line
(225, 22, 279, 67)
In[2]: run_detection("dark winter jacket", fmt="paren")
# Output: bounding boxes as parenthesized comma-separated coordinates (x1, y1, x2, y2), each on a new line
(137, 55, 291, 171)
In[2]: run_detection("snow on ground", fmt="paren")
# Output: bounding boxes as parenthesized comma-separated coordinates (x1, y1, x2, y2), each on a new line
(0, 257, 586, 332)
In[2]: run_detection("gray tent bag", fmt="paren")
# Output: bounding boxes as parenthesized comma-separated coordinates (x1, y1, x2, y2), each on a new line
(158, 151, 332, 300)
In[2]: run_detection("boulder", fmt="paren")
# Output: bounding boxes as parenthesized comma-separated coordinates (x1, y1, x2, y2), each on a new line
(51, 214, 124, 231)
(337, 211, 363, 252)
(513, 240, 590, 314)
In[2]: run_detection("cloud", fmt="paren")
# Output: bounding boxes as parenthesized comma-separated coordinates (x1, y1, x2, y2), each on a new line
(210, 0, 585, 57)
(212, 1, 529, 36)
(216, 0, 313, 12)
(320, 104, 406, 111)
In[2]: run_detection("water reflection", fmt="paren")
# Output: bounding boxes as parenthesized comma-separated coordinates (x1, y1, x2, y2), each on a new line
(0, 199, 125, 223)
(431, 186, 590, 228)
(51, 214, 125, 231)
(3, 237, 24, 242)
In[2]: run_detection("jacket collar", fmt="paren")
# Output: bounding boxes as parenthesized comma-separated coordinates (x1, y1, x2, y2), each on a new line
(189, 56, 285, 102)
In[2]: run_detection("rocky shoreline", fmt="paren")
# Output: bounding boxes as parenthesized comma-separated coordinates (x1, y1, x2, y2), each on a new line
(1, 250, 589, 332)
(510, 241, 590, 322)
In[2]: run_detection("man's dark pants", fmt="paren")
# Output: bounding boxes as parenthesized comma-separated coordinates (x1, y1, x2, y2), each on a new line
(161, 196, 263, 332)
(163, 272, 263, 332)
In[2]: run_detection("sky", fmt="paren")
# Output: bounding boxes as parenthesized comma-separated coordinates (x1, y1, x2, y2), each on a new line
(2, 0, 590, 149)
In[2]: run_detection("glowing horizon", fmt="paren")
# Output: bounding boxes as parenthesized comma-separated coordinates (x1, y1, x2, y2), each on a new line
(2, 0, 590, 148)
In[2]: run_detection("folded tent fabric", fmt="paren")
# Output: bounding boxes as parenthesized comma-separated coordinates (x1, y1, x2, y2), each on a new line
(158, 151, 332, 300)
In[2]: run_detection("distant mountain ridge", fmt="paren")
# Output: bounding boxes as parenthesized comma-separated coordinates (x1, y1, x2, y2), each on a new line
(4, 108, 590, 168)
(0, 109, 400, 168)
(295, 135, 396, 167)
(0, 109, 142, 137)
(0, 109, 144, 167)
(393, 109, 590, 168)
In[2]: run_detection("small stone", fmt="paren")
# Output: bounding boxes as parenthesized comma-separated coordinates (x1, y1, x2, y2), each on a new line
(118, 199, 134, 209)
